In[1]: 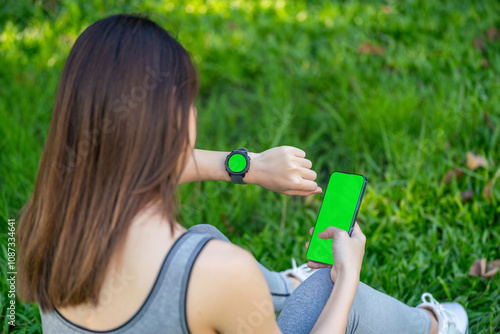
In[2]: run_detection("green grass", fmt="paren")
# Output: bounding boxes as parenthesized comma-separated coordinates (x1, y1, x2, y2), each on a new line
(1, 0, 500, 332)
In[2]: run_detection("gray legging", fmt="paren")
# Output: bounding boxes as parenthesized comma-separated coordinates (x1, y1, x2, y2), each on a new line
(187, 224, 431, 334)
(277, 268, 431, 333)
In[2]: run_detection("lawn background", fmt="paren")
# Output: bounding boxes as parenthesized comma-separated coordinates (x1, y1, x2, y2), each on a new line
(1, 0, 499, 332)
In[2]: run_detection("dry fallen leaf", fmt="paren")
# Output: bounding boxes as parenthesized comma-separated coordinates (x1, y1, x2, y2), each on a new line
(485, 26, 499, 41)
(466, 152, 488, 171)
(381, 5, 393, 14)
(483, 167, 500, 201)
(484, 260, 500, 277)
(358, 42, 385, 55)
(469, 258, 500, 278)
(483, 111, 496, 131)
(460, 189, 474, 202)
(469, 258, 486, 276)
(220, 213, 234, 233)
(473, 38, 486, 52)
(443, 169, 464, 183)
(483, 182, 493, 201)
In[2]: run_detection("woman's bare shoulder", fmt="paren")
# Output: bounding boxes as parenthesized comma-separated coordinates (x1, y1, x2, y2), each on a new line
(186, 239, 280, 334)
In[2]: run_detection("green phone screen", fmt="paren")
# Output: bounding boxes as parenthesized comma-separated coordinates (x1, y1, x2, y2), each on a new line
(306, 172, 366, 266)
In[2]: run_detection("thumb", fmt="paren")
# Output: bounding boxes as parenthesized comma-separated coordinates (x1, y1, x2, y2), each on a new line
(318, 226, 346, 239)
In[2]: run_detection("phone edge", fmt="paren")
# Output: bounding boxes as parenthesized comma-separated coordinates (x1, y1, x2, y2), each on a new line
(348, 175, 367, 236)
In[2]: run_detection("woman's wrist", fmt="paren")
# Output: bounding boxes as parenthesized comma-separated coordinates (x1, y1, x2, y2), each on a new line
(335, 269, 360, 285)
(242, 152, 260, 185)
(312, 269, 360, 334)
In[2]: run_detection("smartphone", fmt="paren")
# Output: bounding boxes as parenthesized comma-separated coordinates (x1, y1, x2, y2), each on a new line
(306, 172, 367, 266)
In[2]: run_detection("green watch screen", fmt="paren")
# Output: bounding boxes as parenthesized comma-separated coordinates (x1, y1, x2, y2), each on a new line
(306, 172, 366, 266)
(228, 153, 247, 173)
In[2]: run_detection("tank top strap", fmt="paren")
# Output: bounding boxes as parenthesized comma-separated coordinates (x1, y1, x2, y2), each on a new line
(156, 231, 213, 333)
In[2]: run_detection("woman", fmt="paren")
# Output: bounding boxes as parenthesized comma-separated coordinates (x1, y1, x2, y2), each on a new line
(17, 14, 468, 334)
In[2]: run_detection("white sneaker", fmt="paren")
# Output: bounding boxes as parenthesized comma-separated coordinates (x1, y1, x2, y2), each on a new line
(417, 293, 469, 334)
(280, 258, 318, 282)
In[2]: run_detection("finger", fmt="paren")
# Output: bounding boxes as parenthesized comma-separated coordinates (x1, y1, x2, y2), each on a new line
(309, 227, 314, 236)
(287, 146, 306, 158)
(296, 179, 319, 192)
(284, 190, 315, 196)
(305, 241, 310, 249)
(307, 261, 332, 269)
(330, 266, 338, 282)
(299, 167, 317, 181)
(318, 226, 345, 239)
(296, 157, 313, 169)
(283, 187, 322, 196)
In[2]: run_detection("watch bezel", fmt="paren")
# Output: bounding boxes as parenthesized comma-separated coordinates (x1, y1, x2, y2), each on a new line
(225, 149, 250, 176)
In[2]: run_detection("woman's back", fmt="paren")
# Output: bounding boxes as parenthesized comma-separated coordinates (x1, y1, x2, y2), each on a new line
(40, 207, 206, 332)
(40, 206, 267, 334)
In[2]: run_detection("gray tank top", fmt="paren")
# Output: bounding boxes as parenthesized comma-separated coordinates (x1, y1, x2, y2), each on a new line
(40, 232, 213, 333)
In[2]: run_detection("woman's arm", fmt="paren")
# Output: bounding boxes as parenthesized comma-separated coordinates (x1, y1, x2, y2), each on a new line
(193, 245, 350, 334)
(187, 223, 365, 334)
(178, 146, 322, 196)
(310, 273, 359, 334)
(308, 223, 367, 334)
(187, 240, 282, 334)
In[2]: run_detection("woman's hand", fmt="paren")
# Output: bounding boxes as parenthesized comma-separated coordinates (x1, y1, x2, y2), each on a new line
(246, 146, 322, 196)
(305, 222, 366, 282)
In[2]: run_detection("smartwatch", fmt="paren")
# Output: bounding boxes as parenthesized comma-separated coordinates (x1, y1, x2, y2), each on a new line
(224, 148, 251, 184)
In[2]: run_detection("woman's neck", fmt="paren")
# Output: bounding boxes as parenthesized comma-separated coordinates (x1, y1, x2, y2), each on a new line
(130, 202, 185, 233)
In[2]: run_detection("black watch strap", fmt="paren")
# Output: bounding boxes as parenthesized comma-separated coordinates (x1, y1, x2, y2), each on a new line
(231, 174, 246, 185)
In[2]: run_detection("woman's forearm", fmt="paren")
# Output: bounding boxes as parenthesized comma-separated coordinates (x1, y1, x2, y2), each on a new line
(311, 272, 360, 334)
(178, 146, 321, 196)
(178, 149, 258, 184)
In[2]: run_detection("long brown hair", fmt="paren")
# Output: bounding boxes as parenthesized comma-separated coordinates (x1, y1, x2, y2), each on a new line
(17, 14, 199, 312)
